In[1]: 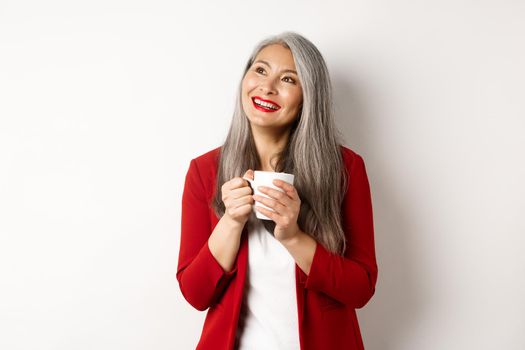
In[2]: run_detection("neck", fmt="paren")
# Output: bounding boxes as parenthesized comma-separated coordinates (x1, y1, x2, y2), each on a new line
(251, 125, 291, 172)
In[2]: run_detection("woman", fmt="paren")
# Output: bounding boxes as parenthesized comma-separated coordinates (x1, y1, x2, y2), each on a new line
(177, 31, 378, 350)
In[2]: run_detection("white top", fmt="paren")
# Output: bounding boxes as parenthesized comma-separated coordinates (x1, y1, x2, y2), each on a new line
(235, 213, 301, 350)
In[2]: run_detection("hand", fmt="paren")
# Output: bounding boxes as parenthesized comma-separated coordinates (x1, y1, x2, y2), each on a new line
(222, 169, 255, 227)
(252, 179, 302, 243)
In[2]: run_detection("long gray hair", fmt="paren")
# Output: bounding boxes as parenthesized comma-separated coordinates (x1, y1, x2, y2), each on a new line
(211, 31, 349, 256)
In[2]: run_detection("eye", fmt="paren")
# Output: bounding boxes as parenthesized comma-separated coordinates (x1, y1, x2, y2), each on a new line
(255, 66, 265, 74)
(282, 76, 296, 84)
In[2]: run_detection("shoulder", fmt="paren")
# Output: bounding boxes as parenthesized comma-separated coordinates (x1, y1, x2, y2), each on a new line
(192, 145, 221, 170)
(187, 146, 221, 194)
(339, 144, 364, 170)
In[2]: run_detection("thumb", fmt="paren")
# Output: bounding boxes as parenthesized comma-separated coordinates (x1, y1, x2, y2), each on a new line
(243, 168, 254, 180)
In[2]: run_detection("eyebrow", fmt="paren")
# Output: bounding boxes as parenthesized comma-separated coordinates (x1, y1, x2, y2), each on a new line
(253, 59, 298, 75)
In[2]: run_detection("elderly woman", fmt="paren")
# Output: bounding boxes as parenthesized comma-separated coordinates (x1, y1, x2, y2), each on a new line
(177, 31, 378, 350)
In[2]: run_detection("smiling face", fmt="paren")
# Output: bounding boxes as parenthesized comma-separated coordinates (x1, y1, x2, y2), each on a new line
(241, 44, 303, 131)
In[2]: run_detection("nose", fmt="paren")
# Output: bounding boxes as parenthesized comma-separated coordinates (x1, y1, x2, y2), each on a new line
(258, 77, 277, 95)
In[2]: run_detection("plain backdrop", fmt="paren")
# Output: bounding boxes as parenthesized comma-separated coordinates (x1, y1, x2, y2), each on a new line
(1, 1, 524, 349)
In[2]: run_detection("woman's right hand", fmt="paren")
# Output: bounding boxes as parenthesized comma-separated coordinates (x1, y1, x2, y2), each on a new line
(221, 169, 255, 227)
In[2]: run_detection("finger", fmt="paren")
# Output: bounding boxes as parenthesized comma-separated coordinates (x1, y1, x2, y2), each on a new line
(253, 194, 285, 214)
(230, 203, 252, 216)
(230, 176, 249, 189)
(254, 205, 278, 219)
(271, 179, 299, 200)
(232, 195, 254, 209)
(243, 169, 254, 180)
(231, 186, 253, 198)
(256, 185, 293, 205)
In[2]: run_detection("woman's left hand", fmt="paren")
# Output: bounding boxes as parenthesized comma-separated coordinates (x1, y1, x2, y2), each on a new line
(253, 179, 302, 243)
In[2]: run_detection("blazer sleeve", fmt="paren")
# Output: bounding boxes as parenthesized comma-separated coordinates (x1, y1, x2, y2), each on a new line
(304, 153, 378, 309)
(176, 158, 238, 311)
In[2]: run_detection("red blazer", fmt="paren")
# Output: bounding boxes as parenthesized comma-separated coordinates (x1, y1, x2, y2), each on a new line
(177, 145, 378, 350)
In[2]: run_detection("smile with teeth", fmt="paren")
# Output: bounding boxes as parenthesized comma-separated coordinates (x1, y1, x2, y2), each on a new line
(252, 97, 280, 111)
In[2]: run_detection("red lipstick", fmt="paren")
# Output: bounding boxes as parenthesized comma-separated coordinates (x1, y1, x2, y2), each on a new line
(251, 96, 281, 113)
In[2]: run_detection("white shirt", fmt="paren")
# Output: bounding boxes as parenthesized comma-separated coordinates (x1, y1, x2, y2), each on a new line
(235, 213, 301, 350)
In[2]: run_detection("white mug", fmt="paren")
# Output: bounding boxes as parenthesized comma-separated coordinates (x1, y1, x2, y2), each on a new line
(243, 171, 295, 220)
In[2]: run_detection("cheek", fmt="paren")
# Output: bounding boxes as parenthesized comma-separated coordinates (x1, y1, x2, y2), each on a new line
(241, 80, 250, 99)
(294, 90, 303, 110)
(283, 91, 302, 110)
(242, 74, 258, 91)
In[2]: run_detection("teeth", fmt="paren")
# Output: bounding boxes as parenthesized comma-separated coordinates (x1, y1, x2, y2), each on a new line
(254, 98, 279, 110)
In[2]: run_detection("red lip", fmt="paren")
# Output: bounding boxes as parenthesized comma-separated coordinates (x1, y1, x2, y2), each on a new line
(251, 96, 281, 112)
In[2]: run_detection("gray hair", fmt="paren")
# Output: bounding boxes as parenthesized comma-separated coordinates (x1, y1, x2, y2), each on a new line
(211, 31, 348, 255)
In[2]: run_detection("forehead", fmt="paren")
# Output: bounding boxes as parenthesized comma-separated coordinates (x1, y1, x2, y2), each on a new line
(254, 44, 296, 69)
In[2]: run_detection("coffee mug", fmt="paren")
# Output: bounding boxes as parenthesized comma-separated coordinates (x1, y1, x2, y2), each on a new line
(243, 171, 295, 220)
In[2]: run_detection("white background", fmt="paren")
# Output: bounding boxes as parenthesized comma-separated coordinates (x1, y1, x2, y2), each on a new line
(1, 1, 524, 349)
